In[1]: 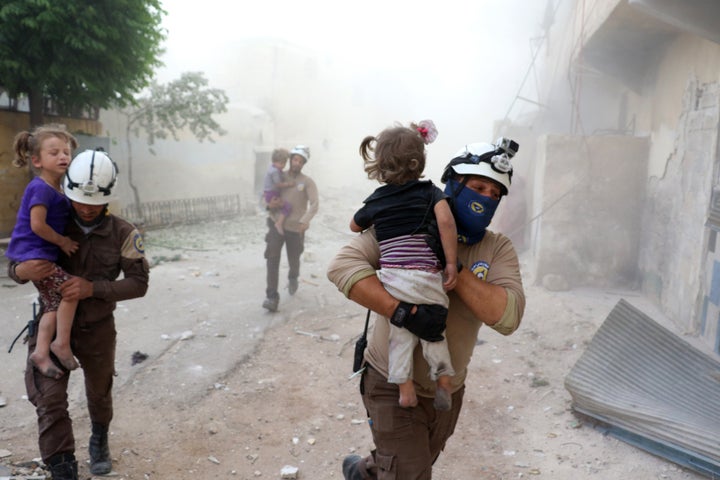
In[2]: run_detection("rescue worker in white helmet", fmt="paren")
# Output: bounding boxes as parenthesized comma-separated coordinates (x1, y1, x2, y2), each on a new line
(63, 149, 118, 225)
(8, 148, 149, 480)
(328, 137, 525, 480)
(440, 138, 517, 245)
(262, 144, 319, 311)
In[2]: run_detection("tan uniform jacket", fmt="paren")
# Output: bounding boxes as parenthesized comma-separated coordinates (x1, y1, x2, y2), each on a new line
(327, 228, 525, 397)
(279, 171, 319, 233)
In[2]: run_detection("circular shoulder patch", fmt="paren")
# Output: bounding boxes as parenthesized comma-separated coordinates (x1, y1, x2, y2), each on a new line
(470, 261, 489, 280)
(133, 232, 145, 254)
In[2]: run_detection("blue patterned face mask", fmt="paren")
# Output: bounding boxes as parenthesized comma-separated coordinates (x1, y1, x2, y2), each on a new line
(444, 179, 499, 244)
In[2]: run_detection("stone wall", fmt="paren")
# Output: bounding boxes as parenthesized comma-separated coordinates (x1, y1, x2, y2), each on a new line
(640, 78, 720, 351)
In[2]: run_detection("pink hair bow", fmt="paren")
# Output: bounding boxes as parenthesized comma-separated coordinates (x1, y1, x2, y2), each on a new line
(417, 119, 438, 144)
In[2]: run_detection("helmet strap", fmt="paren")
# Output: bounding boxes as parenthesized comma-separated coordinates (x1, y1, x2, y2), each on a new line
(450, 174, 469, 199)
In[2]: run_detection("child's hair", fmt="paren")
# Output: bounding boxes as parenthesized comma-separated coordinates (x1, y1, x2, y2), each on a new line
(271, 148, 290, 165)
(359, 122, 431, 184)
(12, 123, 78, 169)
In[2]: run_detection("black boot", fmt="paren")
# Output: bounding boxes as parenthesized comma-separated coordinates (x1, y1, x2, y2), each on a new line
(89, 422, 112, 475)
(47, 453, 78, 480)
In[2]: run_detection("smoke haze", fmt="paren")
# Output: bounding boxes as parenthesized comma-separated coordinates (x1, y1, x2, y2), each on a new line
(116, 1, 548, 206)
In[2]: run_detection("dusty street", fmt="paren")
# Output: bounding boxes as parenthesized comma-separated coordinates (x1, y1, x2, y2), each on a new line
(0, 193, 709, 480)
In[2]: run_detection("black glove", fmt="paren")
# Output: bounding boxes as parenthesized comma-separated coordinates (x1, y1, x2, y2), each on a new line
(390, 302, 448, 342)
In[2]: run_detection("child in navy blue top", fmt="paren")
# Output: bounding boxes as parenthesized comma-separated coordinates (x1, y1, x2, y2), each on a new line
(350, 120, 458, 411)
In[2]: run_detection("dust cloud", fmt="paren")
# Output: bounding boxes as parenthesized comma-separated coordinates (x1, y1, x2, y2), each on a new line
(108, 0, 551, 210)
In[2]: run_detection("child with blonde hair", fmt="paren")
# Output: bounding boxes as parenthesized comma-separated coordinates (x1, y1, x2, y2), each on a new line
(6, 124, 80, 378)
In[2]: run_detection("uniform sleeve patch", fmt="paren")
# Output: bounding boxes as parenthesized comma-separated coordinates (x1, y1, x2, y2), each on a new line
(122, 231, 146, 258)
(470, 261, 489, 280)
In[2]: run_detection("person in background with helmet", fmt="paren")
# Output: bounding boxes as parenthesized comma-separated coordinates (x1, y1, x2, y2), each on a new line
(8, 148, 149, 480)
(262, 144, 319, 312)
(327, 138, 526, 480)
(5, 124, 81, 379)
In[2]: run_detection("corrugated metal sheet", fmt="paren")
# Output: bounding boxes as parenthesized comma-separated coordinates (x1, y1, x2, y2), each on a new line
(565, 299, 720, 477)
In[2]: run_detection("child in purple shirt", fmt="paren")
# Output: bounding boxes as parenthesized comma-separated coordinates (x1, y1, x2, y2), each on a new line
(263, 148, 295, 235)
(6, 125, 80, 378)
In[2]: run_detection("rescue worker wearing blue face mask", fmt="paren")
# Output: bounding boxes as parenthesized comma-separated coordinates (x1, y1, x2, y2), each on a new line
(328, 138, 526, 480)
(441, 138, 517, 244)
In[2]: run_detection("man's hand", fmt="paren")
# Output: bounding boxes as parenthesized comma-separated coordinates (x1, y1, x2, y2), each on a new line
(390, 302, 447, 342)
(14, 259, 55, 282)
(59, 276, 93, 302)
(297, 222, 309, 233)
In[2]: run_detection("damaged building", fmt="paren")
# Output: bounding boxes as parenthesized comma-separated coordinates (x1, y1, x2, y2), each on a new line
(517, 0, 720, 356)
(511, 0, 720, 476)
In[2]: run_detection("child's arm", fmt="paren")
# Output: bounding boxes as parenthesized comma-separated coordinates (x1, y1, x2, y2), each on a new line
(434, 200, 458, 290)
(30, 205, 78, 256)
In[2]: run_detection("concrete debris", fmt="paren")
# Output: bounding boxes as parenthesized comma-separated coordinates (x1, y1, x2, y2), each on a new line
(280, 465, 299, 479)
(207, 456, 220, 464)
(0, 396, 6, 408)
(160, 330, 196, 341)
(0, 458, 48, 480)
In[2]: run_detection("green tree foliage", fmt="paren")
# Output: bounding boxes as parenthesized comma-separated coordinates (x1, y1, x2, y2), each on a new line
(123, 71, 230, 216)
(0, 0, 165, 126)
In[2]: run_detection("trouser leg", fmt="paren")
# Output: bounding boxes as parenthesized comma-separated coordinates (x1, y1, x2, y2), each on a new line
(25, 330, 75, 463)
(264, 218, 285, 298)
(284, 230, 304, 281)
(360, 366, 464, 479)
(73, 318, 116, 426)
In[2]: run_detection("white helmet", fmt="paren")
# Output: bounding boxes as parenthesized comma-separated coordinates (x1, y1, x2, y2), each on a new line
(441, 137, 519, 195)
(64, 149, 118, 205)
(289, 145, 310, 162)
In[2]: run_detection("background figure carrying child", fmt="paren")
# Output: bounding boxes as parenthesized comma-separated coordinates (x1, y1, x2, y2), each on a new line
(5, 124, 80, 379)
(263, 148, 294, 235)
(350, 120, 458, 411)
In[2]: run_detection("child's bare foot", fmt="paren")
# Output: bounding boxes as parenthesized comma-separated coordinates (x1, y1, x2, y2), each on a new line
(433, 385, 452, 411)
(29, 352, 64, 379)
(275, 221, 285, 235)
(398, 380, 418, 408)
(51, 342, 79, 371)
